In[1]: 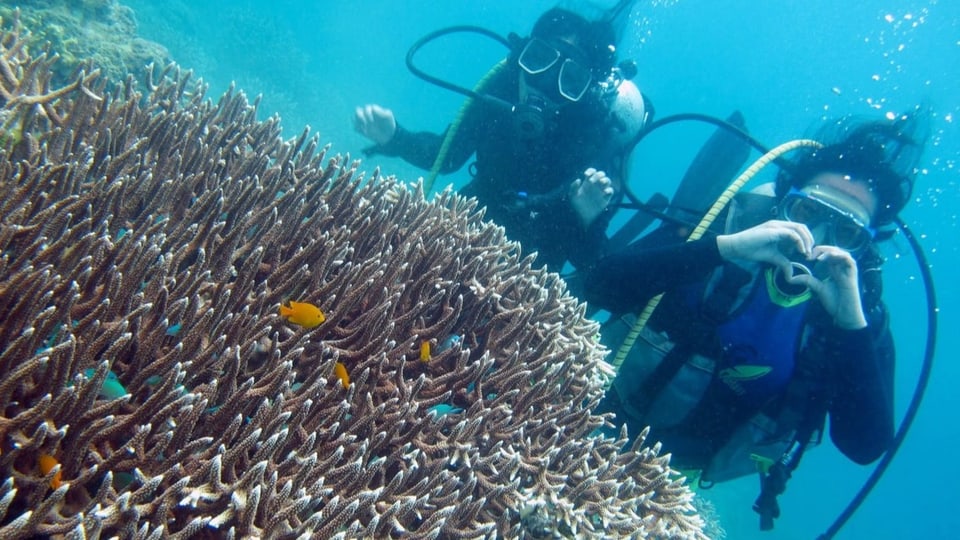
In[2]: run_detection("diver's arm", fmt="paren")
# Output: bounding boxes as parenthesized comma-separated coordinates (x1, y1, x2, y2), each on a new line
(825, 306, 895, 465)
(583, 236, 723, 313)
(566, 201, 618, 270)
(586, 219, 814, 313)
(354, 102, 480, 173)
(367, 123, 475, 173)
(355, 70, 513, 173)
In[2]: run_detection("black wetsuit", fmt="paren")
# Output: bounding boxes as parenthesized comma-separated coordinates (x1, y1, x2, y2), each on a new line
(585, 231, 895, 469)
(366, 66, 628, 272)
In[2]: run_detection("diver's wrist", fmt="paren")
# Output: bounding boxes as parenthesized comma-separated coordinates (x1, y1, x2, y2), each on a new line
(833, 308, 868, 330)
(716, 235, 736, 260)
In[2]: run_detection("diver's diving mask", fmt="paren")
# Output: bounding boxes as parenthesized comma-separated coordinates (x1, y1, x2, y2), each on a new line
(518, 38, 593, 102)
(780, 187, 876, 253)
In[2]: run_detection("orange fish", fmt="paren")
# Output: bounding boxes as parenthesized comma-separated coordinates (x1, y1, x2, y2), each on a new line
(334, 362, 350, 389)
(38, 454, 62, 489)
(419, 340, 431, 362)
(279, 300, 325, 328)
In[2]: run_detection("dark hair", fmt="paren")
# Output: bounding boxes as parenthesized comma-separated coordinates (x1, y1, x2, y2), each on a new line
(530, 8, 617, 74)
(775, 107, 929, 228)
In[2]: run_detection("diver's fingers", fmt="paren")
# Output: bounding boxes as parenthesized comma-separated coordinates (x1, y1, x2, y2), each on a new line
(812, 244, 850, 260)
(358, 104, 385, 123)
(354, 105, 378, 130)
(795, 223, 815, 255)
(371, 104, 393, 120)
(777, 221, 813, 258)
(788, 271, 821, 293)
(813, 245, 859, 279)
(770, 252, 794, 278)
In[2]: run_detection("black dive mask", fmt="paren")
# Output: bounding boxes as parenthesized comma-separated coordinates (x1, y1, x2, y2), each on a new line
(518, 38, 594, 102)
(513, 38, 598, 141)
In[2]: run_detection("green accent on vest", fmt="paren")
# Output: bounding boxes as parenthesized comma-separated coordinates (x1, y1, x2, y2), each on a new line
(765, 266, 812, 307)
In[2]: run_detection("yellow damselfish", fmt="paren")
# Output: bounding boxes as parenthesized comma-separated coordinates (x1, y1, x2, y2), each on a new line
(334, 362, 350, 389)
(38, 454, 62, 489)
(279, 300, 326, 328)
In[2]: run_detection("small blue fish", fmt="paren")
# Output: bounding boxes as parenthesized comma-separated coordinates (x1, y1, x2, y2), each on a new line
(81, 368, 127, 399)
(428, 404, 463, 419)
(438, 334, 463, 352)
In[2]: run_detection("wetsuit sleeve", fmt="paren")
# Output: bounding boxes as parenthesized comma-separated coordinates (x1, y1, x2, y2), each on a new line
(566, 203, 617, 269)
(520, 173, 623, 271)
(823, 305, 895, 465)
(583, 236, 725, 313)
(364, 122, 478, 174)
(361, 71, 512, 174)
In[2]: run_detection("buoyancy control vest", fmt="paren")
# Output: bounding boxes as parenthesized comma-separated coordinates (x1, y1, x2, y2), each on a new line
(606, 261, 824, 483)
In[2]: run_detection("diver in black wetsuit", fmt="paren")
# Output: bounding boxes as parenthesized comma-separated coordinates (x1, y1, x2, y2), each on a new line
(355, 6, 647, 272)
(584, 112, 927, 518)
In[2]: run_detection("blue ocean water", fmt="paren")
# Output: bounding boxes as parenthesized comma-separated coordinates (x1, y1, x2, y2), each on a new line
(123, 1, 959, 538)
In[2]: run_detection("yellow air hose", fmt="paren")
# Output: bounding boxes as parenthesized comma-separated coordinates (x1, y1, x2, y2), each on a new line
(608, 138, 824, 379)
(423, 60, 508, 194)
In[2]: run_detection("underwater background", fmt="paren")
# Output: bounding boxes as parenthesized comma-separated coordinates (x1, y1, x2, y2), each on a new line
(31, 0, 959, 538)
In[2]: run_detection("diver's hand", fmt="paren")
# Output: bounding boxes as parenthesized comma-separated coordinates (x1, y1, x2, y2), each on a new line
(569, 168, 614, 228)
(354, 104, 397, 145)
(788, 245, 867, 329)
(716, 219, 814, 273)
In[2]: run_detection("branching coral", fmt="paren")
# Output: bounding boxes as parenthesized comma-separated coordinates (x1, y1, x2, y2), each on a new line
(0, 15, 707, 539)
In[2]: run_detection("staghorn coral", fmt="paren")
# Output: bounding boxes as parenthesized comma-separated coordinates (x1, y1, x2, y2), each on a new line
(0, 15, 707, 540)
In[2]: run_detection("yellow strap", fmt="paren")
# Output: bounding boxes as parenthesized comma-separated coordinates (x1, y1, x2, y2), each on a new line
(750, 453, 777, 475)
(423, 60, 508, 194)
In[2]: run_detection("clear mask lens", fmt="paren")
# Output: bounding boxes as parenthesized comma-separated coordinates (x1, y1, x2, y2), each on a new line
(519, 38, 560, 74)
(519, 38, 592, 103)
(782, 190, 875, 252)
(558, 59, 592, 102)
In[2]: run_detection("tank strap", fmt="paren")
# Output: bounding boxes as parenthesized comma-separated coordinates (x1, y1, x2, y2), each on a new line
(701, 263, 753, 324)
(631, 263, 752, 421)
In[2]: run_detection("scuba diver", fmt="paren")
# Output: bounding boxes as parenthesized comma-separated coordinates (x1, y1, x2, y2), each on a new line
(583, 110, 929, 530)
(355, 3, 647, 272)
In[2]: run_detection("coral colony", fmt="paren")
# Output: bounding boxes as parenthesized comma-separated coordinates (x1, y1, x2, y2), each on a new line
(0, 15, 705, 539)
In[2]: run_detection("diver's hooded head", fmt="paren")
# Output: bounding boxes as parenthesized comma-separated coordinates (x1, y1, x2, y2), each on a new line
(511, 6, 621, 135)
(510, 2, 639, 141)
(529, 8, 618, 78)
(775, 108, 929, 237)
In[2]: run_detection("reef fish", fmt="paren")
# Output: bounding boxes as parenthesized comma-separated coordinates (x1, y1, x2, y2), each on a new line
(81, 368, 127, 399)
(279, 300, 325, 328)
(334, 362, 350, 389)
(438, 334, 462, 352)
(38, 454, 62, 489)
(419, 340, 431, 362)
(428, 403, 463, 418)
